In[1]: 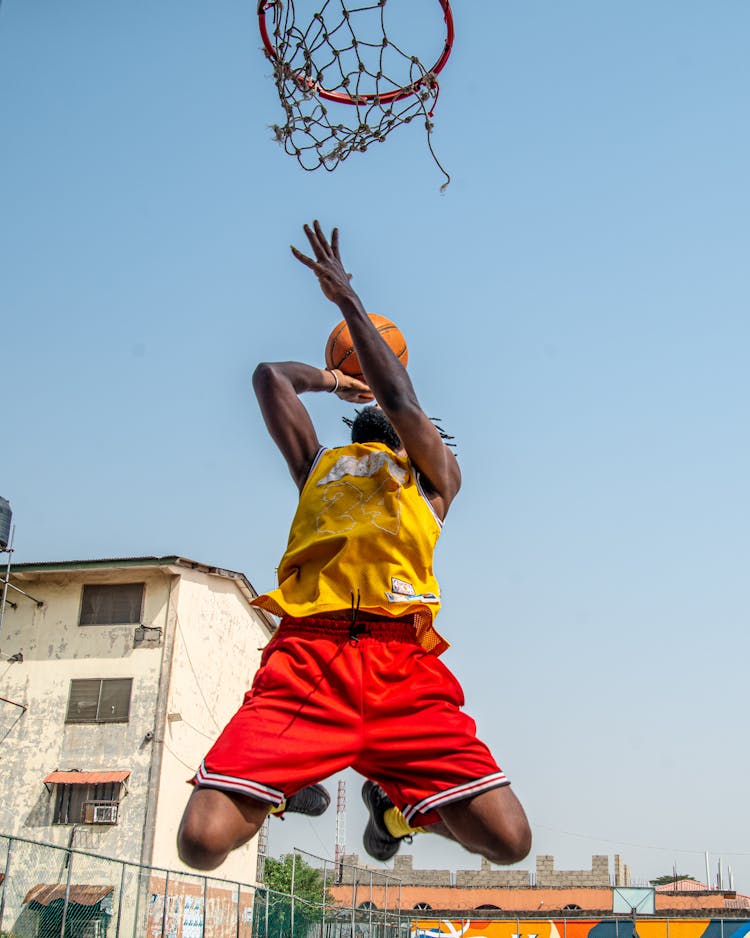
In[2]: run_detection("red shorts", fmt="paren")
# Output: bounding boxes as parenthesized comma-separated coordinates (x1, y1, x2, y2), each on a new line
(196, 616, 508, 827)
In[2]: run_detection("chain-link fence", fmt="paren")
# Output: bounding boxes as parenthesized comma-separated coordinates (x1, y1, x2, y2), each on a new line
(0, 835, 403, 938)
(258, 848, 402, 938)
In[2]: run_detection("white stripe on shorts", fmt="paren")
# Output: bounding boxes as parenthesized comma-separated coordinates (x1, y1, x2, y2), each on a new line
(402, 771, 509, 824)
(195, 761, 285, 806)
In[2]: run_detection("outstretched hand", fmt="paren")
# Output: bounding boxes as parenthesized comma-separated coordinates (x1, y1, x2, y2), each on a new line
(291, 220, 355, 306)
(330, 368, 374, 403)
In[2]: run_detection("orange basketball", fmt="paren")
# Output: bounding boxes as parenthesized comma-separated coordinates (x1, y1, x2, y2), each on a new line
(325, 313, 408, 381)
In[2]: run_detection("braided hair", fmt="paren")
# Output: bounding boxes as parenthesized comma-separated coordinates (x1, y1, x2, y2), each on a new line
(343, 406, 401, 451)
(342, 407, 456, 451)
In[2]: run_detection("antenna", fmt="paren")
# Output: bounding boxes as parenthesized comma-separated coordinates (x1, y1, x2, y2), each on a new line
(335, 778, 346, 881)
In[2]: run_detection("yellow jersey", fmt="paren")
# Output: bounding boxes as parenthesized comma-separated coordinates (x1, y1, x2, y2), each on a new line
(252, 442, 449, 655)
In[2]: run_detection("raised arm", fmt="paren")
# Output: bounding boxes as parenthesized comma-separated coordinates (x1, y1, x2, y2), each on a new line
(253, 361, 371, 492)
(291, 221, 461, 517)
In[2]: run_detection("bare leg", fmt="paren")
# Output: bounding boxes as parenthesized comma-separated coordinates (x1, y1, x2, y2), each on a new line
(177, 787, 271, 871)
(428, 785, 531, 865)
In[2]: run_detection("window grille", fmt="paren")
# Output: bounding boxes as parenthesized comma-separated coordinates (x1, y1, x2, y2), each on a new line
(54, 782, 120, 825)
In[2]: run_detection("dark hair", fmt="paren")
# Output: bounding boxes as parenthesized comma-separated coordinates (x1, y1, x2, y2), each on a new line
(344, 407, 401, 451)
(342, 408, 457, 452)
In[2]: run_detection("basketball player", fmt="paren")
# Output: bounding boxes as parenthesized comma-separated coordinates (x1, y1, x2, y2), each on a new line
(177, 221, 531, 870)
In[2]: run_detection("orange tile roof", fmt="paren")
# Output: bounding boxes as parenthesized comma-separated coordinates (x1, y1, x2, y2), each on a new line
(43, 771, 130, 785)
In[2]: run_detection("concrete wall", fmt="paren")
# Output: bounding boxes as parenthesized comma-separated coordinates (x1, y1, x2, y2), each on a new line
(0, 567, 172, 862)
(536, 854, 610, 887)
(614, 854, 631, 887)
(150, 566, 271, 880)
(332, 853, 638, 912)
(340, 853, 618, 890)
(330, 882, 616, 912)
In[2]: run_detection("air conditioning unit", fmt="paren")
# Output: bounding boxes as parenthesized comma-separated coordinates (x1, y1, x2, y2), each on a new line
(84, 803, 119, 824)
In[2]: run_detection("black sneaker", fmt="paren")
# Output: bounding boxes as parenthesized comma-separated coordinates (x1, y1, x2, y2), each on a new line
(362, 781, 405, 862)
(285, 784, 331, 817)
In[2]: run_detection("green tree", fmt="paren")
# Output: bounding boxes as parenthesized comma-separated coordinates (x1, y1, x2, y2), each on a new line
(258, 853, 334, 938)
(649, 873, 694, 886)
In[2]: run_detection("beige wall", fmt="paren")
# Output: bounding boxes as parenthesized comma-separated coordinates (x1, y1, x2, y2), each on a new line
(0, 568, 171, 861)
(150, 566, 270, 880)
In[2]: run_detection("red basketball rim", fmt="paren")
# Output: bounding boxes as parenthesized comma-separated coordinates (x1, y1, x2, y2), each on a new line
(258, 0, 454, 106)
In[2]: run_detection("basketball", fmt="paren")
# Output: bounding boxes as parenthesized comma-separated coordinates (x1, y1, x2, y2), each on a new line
(325, 313, 408, 381)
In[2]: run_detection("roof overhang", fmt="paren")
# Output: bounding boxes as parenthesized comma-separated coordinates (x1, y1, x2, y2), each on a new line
(43, 770, 130, 792)
(24, 884, 114, 908)
(10, 556, 276, 636)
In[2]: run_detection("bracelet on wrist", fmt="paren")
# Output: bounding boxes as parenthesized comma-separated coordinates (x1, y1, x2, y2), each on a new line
(327, 369, 340, 394)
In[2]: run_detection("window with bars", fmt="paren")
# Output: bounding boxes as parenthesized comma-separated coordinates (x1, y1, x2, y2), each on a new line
(79, 583, 145, 626)
(53, 782, 121, 825)
(65, 678, 133, 724)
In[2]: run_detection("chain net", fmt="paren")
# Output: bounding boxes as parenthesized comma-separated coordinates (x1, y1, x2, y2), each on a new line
(261, 0, 452, 188)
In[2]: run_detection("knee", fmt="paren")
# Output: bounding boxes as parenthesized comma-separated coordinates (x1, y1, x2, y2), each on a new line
(177, 811, 231, 871)
(484, 817, 532, 865)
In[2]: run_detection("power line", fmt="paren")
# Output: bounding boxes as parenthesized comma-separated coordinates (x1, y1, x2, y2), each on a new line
(535, 822, 750, 858)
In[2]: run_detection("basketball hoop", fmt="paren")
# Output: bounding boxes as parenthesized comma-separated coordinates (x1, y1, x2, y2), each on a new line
(258, 0, 455, 188)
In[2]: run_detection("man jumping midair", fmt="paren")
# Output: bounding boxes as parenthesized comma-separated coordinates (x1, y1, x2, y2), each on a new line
(178, 221, 531, 870)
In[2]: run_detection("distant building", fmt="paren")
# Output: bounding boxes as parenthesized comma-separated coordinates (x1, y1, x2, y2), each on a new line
(332, 854, 750, 915)
(0, 555, 274, 883)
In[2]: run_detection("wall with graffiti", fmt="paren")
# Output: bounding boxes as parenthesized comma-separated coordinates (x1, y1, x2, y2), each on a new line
(411, 919, 750, 938)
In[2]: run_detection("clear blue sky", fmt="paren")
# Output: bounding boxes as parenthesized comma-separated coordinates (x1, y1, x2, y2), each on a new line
(2, 1, 749, 891)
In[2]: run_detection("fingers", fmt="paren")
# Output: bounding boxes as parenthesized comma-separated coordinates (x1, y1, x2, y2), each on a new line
(313, 220, 331, 255)
(303, 219, 340, 259)
(290, 244, 317, 270)
(292, 221, 349, 298)
(303, 220, 331, 261)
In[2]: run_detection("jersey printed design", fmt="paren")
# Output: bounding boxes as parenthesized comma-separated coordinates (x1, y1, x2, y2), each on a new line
(390, 577, 415, 595)
(317, 478, 401, 536)
(385, 590, 439, 604)
(316, 450, 408, 487)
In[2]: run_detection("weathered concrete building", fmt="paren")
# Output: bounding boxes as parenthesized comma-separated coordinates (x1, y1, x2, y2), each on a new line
(0, 555, 274, 883)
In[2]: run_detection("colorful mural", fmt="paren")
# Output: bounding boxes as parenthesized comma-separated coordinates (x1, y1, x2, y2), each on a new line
(411, 920, 750, 938)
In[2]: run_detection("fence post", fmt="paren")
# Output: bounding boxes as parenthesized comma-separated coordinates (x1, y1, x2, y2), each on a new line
(0, 835, 14, 934)
(201, 873, 208, 938)
(264, 885, 269, 938)
(160, 871, 170, 938)
(398, 879, 402, 938)
(115, 860, 127, 938)
(321, 857, 328, 938)
(59, 838, 75, 938)
(368, 871, 373, 934)
(235, 882, 241, 938)
(291, 851, 297, 938)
